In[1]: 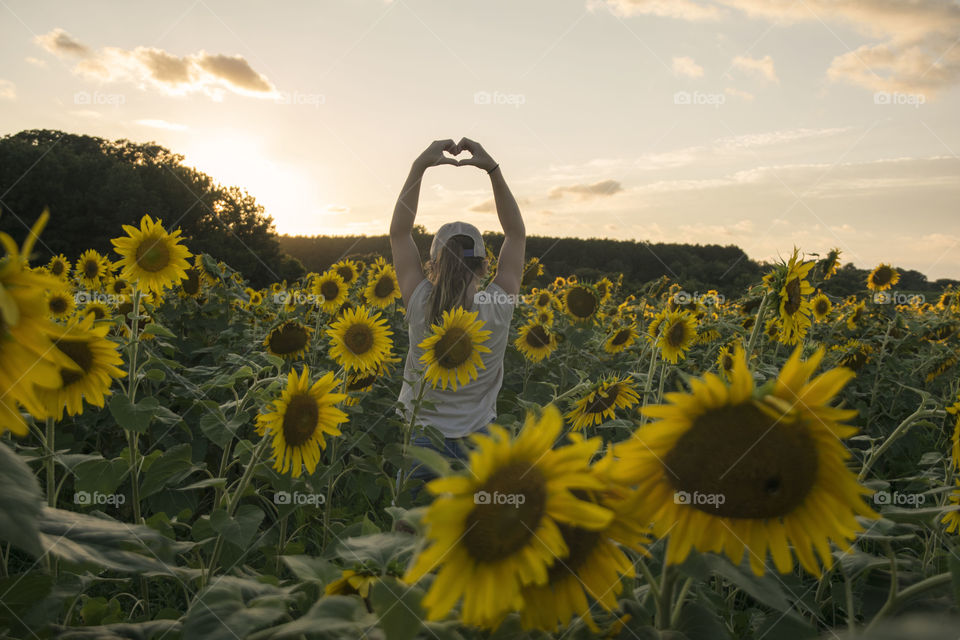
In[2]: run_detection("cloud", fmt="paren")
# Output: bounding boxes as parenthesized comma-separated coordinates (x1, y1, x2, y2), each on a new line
(25, 57, 47, 67)
(0, 79, 15, 100)
(724, 86, 754, 101)
(672, 56, 704, 78)
(33, 28, 276, 99)
(325, 204, 350, 215)
(595, 0, 722, 20)
(731, 54, 778, 83)
(549, 179, 624, 200)
(469, 198, 495, 213)
(135, 119, 188, 131)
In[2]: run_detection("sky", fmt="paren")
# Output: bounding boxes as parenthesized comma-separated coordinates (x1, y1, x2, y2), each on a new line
(1, 0, 959, 278)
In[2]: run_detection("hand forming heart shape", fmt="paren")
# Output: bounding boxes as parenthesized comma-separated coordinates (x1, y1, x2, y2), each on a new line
(417, 137, 497, 172)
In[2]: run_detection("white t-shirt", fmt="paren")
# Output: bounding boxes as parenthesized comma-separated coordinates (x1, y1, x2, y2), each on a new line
(397, 279, 515, 438)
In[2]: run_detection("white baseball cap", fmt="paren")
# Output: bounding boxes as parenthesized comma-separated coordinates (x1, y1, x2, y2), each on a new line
(429, 221, 486, 261)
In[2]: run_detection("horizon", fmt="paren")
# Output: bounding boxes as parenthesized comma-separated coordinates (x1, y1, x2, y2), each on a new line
(2, 0, 959, 278)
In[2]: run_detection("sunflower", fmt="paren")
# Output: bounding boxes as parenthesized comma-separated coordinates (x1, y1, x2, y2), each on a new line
(263, 320, 313, 360)
(0, 212, 81, 436)
(846, 301, 866, 330)
(937, 290, 958, 310)
(831, 340, 872, 371)
(46, 288, 75, 319)
(514, 321, 557, 363)
(604, 323, 639, 354)
(941, 481, 960, 534)
(255, 366, 347, 478)
(654, 310, 698, 363)
(819, 248, 841, 280)
(776, 250, 814, 345)
(74, 249, 108, 289)
(867, 263, 899, 292)
(80, 300, 112, 322)
(47, 254, 71, 280)
(716, 345, 735, 379)
(562, 284, 599, 322)
(34, 312, 125, 420)
(403, 405, 614, 628)
(517, 460, 649, 632)
(596, 277, 614, 303)
(925, 350, 959, 383)
(521, 257, 544, 287)
(245, 287, 263, 308)
(532, 307, 554, 326)
(325, 570, 379, 598)
(327, 306, 394, 373)
(811, 293, 832, 321)
(363, 264, 401, 308)
(103, 275, 131, 299)
(418, 307, 491, 390)
(612, 344, 877, 577)
(331, 259, 361, 286)
(111, 214, 192, 295)
(179, 266, 203, 298)
(527, 288, 554, 311)
(566, 376, 640, 430)
(313, 270, 348, 313)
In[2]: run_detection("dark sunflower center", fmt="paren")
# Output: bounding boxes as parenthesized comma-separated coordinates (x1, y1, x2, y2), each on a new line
(585, 385, 620, 414)
(182, 268, 200, 295)
(83, 260, 100, 279)
(51, 261, 66, 276)
(281, 393, 320, 447)
(536, 293, 550, 307)
(347, 372, 377, 391)
(435, 327, 474, 368)
(111, 279, 128, 295)
(872, 266, 892, 286)
(374, 275, 395, 298)
(49, 296, 68, 314)
(663, 402, 819, 519)
(783, 278, 802, 315)
(343, 323, 374, 355)
(87, 305, 107, 320)
(721, 354, 734, 371)
(547, 523, 602, 580)
(566, 287, 597, 318)
(320, 280, 341, 301)
(336, 266, 354, 282)
(463, 463, 548, 563)
(666, 320, 688, 347)
(815, 299, 829, 315)
(135, 236, 171, 273)
(57, 339, 94, 387)
(611, 329, 631, 346)
(525, 325, 551, 349)
(269, 323, 309, 355)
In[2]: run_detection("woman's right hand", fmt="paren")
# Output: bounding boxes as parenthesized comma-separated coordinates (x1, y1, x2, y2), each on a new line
(413, 139, 460, 171)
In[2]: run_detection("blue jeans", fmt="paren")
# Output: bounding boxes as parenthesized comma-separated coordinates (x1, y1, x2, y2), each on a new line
(400, 425, 490, 500)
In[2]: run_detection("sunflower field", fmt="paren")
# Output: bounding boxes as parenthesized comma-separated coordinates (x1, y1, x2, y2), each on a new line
(2, 212, 960, 640)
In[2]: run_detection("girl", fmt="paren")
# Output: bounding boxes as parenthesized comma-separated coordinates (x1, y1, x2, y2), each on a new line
(390, 137, 525, 489)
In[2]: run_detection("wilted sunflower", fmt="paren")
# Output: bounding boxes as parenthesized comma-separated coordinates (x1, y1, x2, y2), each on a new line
(331, 259, 361, 286)
(111, 214, 192, 295)
(313, 270, 348, 313)
(563, 284, 599, 322)
(403, 405, 614, 628)
(515, 321, 557, 362)
(179, 266, 203, 298)
(831, 340, 872, 371)
(0, 212, 81, 436)
(74, 249, 108, 289)
(34, 312, 125, 420)
(925, 350, 959, 383)
(363, 264, 401, 308)
(47, 254, 71, 280)
(654, 309, 698, 363)
(942, 481, 960, 534)
(419, 307, 491, 390)
(776, 250, 814, 345)
(867, 263, 899, 292)
(819, 248, 841, 280)
(521, 257, 544, 286)
(811, 293, 832, 321)
(46, 288, 75, 319)
(328, 305, 394, 373)
(325, 570, 379, 597)
(612, 344, 877, 577)
(255, 366, 348, 478)
(566, 376, 640, 430)
(263, 320, 313, 360)
(846, 301, 866, 330)
(604, 323, 639, 354)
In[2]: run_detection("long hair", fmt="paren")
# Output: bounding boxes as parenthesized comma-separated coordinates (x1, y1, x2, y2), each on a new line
(425, 234, 487, 326)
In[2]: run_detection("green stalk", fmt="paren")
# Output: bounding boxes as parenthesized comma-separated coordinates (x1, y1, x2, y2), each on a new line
(863, 572, 952, 633)
(124, 288, 147, 614)
(669, 576, 696, 628)
(640, 346, 660, 425)
(655, 561, 676, 629)
(858, 407, 946, 481)
(745, 292, 769, 359)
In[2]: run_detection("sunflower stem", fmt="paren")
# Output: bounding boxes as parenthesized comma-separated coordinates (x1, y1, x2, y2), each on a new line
(639, 346, 660, 425)
(858, 407, 946, 482)
(864, 572, 952, 633)
(124, 288, 149, 615)
(842, 563, 857, 633)
(45, 418, 56, 508)
(745, 292, 769, 360)
(669, 576, 695, 628)
(868, 318, 895, 415)
(655, 560, 675, 629)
